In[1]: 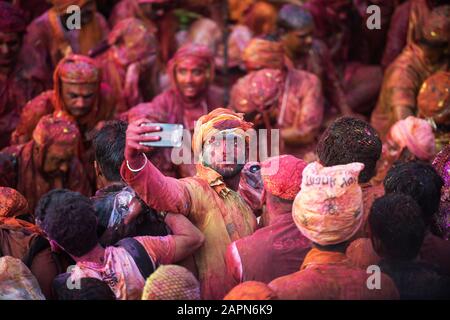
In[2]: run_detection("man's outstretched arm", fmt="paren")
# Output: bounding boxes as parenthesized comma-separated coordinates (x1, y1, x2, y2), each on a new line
(121, 118, 192, 215)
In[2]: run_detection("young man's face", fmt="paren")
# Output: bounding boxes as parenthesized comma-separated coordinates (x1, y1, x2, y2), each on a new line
(202, 132, 247, 178)
(175, 58, 209, 101)
(281, 26, 314, 56)
(42, 143, 76, 176)
(0, 31, 22, 74)
(61, 82, 97, 118)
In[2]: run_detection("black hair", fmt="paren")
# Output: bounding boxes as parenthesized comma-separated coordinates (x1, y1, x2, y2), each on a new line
(384, 161, 443, 226)
(277, 4, 314, 32)
(93, 120, 128, 182)
(369, 193, 426, 261)
(53, 276, 116, 300)
(317, 117, 382, 183)
(35, 189, 98, 257)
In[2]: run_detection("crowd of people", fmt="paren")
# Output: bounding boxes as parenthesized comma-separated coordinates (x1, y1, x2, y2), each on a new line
(0, 0, 449, 300)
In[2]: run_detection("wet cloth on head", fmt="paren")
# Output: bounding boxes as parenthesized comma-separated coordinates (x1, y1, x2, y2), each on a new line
(261, 155, 307, 201)
(293, 162, 365, 246)
(389, 116, 436, 161)
(0, 256, 45, 300)
(242, 38, 286, 71)
(0, 187, 41, 234)
(231, 69, 283, 114)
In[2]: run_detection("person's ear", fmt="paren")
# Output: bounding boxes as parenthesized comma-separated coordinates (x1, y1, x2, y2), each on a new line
(94, 160, 103, 177)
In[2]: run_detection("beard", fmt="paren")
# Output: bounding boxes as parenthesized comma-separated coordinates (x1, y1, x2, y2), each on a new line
(203, 161, 245, 178)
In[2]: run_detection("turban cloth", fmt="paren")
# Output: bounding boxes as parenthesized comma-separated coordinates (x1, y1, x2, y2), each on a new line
(187, 18, 222, 54)
(54, 54, 100, 85)
(293, 161, 364, 246)
(242, 38, 285, 71)
(224, 281, 277, 300)
(231, 68, 283, 113)
(108, 18, 158, 65)
(242, 1, 277, 36)
(0, 187, 41, 234)
(421, 5, 450, 43)
(49, 0, 90, 14)
(31, 114, 81, 176)
(0, 2, 27, 33)
(389, 116, 436, 161)
(0, 256, 45, 300)
(142, 265, 200, 300)
(418, 71, 450, 118)
(53, 54, 101, 126)
(32, 115, 80, 149)
(0, 187, 28, 218)
(261, 155, 307, 201)
(167, 43, 215, 91)
(193, 108, 253, 196)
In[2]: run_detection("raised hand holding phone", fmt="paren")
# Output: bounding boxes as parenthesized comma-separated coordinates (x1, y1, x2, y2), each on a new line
(125, 118, 162, 167)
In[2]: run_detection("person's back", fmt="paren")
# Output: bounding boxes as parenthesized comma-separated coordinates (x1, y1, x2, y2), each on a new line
(229, 214, 310, 284)
(270, 249, 398, 300)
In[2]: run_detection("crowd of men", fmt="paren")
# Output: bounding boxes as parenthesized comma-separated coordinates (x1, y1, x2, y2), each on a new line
(0, 0, 449, 300)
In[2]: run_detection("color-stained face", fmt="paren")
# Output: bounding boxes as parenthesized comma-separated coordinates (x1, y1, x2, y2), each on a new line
(42, 143, 76, 176)
(61, 82, 97, 118)
(0, 31, 21, 72)
(175, 58, 209, 101)
(281, 26, 313, 56)
(202, 132, 247, 178)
